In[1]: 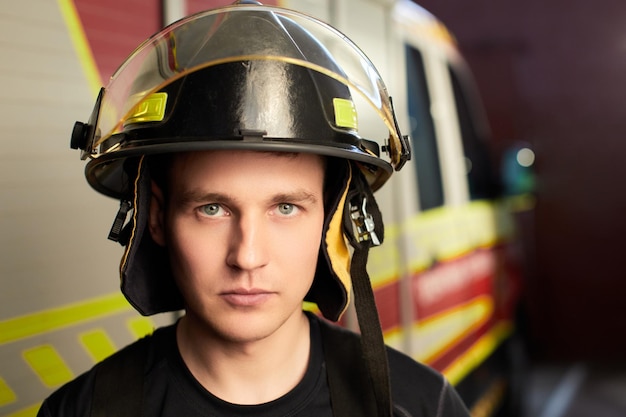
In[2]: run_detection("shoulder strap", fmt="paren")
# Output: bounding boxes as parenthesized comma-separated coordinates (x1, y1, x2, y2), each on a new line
(91, 336, 149, 417)
(319, 318, 380, 417)
(341, 168, 393, 417)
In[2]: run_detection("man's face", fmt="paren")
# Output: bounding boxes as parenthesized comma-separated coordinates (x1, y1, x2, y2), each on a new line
(149, 150, 325, 343)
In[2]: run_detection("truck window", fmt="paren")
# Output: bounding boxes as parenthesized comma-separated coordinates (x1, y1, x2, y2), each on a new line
(448, 66, 500, 200)
(406, 45, 443, 210)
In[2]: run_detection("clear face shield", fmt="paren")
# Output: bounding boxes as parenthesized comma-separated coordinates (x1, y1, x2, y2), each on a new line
(73, 4, 410, 186)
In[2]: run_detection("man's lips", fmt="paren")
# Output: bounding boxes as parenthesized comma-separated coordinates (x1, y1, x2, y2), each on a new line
(220, 289, 274, 307)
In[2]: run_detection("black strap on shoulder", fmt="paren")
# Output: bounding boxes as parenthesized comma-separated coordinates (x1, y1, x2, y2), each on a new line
(336, 168, 392, 417)
(91, 336, 148, 417)
(350, 247, 393, 416)
(320, 318, 378, 417)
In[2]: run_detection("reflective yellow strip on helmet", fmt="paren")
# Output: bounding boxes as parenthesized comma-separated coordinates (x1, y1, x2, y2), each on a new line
(333, 98, 357, 129)
(125, 92, 168, 125)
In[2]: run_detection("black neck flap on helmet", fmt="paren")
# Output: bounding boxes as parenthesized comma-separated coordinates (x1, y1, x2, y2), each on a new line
(70, 2, 411, 416)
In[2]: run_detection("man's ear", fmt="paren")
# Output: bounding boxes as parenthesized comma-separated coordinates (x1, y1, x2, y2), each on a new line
(148, 181, 167, 247)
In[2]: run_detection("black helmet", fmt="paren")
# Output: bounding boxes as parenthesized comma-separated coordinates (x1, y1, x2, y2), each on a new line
(71, 2, 410, 320)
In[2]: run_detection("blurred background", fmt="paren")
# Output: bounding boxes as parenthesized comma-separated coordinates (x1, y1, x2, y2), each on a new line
(418, 0, 626, 362)
(418, 1, 626, 415)
(1, 0, 625, 416)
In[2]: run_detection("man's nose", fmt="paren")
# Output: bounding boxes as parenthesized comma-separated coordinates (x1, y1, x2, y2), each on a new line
(225, 213, 270, 271)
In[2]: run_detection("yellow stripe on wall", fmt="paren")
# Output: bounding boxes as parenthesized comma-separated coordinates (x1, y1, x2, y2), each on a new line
(5, 404, 40, 417)
(0, 376, 17, 406)
(127, 316, 157, 339)
(22, 345, 74, 388)
(0, 293, 133, 345)
(79, 329, 117, 362)
(57, 0, 102, 96)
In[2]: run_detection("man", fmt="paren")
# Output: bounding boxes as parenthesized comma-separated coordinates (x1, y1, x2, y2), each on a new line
(40, 2, 470, 416)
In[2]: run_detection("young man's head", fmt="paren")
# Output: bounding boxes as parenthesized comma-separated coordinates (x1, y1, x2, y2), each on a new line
(148, 150, 325, 342)
(71, 2, 410, 322)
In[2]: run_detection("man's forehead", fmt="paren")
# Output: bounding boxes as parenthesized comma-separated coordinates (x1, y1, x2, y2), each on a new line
(167, 149, 325, 184)
(170, 149, 320, 165)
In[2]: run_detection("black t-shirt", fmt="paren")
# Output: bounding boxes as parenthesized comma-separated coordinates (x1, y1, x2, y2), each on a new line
(38, 313, 469, 417)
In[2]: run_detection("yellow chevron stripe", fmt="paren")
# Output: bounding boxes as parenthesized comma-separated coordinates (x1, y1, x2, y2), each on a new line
(22, 345, 74, 388)
(0, 293, 133, 345)
(127, 316, 157, 339)
(444, 321, 513, 386)
(414, 296, 493, 365)
(5, 404, 40, 417)
(79, 328, 117, 362)
(0, 376, 17, 406)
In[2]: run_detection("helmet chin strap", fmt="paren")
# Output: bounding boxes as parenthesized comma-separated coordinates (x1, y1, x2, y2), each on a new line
(344, 167, 392, 417)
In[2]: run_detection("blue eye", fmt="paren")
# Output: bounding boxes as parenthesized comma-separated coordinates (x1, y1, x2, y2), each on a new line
(201, 203, 223, 216)
(278, 203, 296, 215)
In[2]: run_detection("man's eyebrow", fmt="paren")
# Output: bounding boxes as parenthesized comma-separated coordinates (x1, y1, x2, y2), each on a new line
(173, 189, 319, 205)
(174, 190, 233, 205)
(270, 190, 319, 204)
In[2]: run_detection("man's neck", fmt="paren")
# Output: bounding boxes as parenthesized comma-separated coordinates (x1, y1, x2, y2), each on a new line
(176, 311, 311, 405)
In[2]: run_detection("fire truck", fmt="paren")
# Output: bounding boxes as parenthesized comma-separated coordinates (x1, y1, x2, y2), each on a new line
(0, 0, 534, 416)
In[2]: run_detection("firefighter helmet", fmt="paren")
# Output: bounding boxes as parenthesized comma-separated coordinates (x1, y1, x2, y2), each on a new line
(71, 1, 410, 319)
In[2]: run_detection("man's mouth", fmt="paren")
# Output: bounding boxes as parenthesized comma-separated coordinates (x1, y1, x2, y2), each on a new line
(220, 289, 274, 307)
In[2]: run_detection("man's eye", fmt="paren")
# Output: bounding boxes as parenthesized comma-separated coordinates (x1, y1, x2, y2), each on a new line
(200, 203, 224, 216)
(277, 203, 297, 215)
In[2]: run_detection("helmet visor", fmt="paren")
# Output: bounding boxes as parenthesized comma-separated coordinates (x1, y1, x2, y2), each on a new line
(90, 4, 407, 170)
